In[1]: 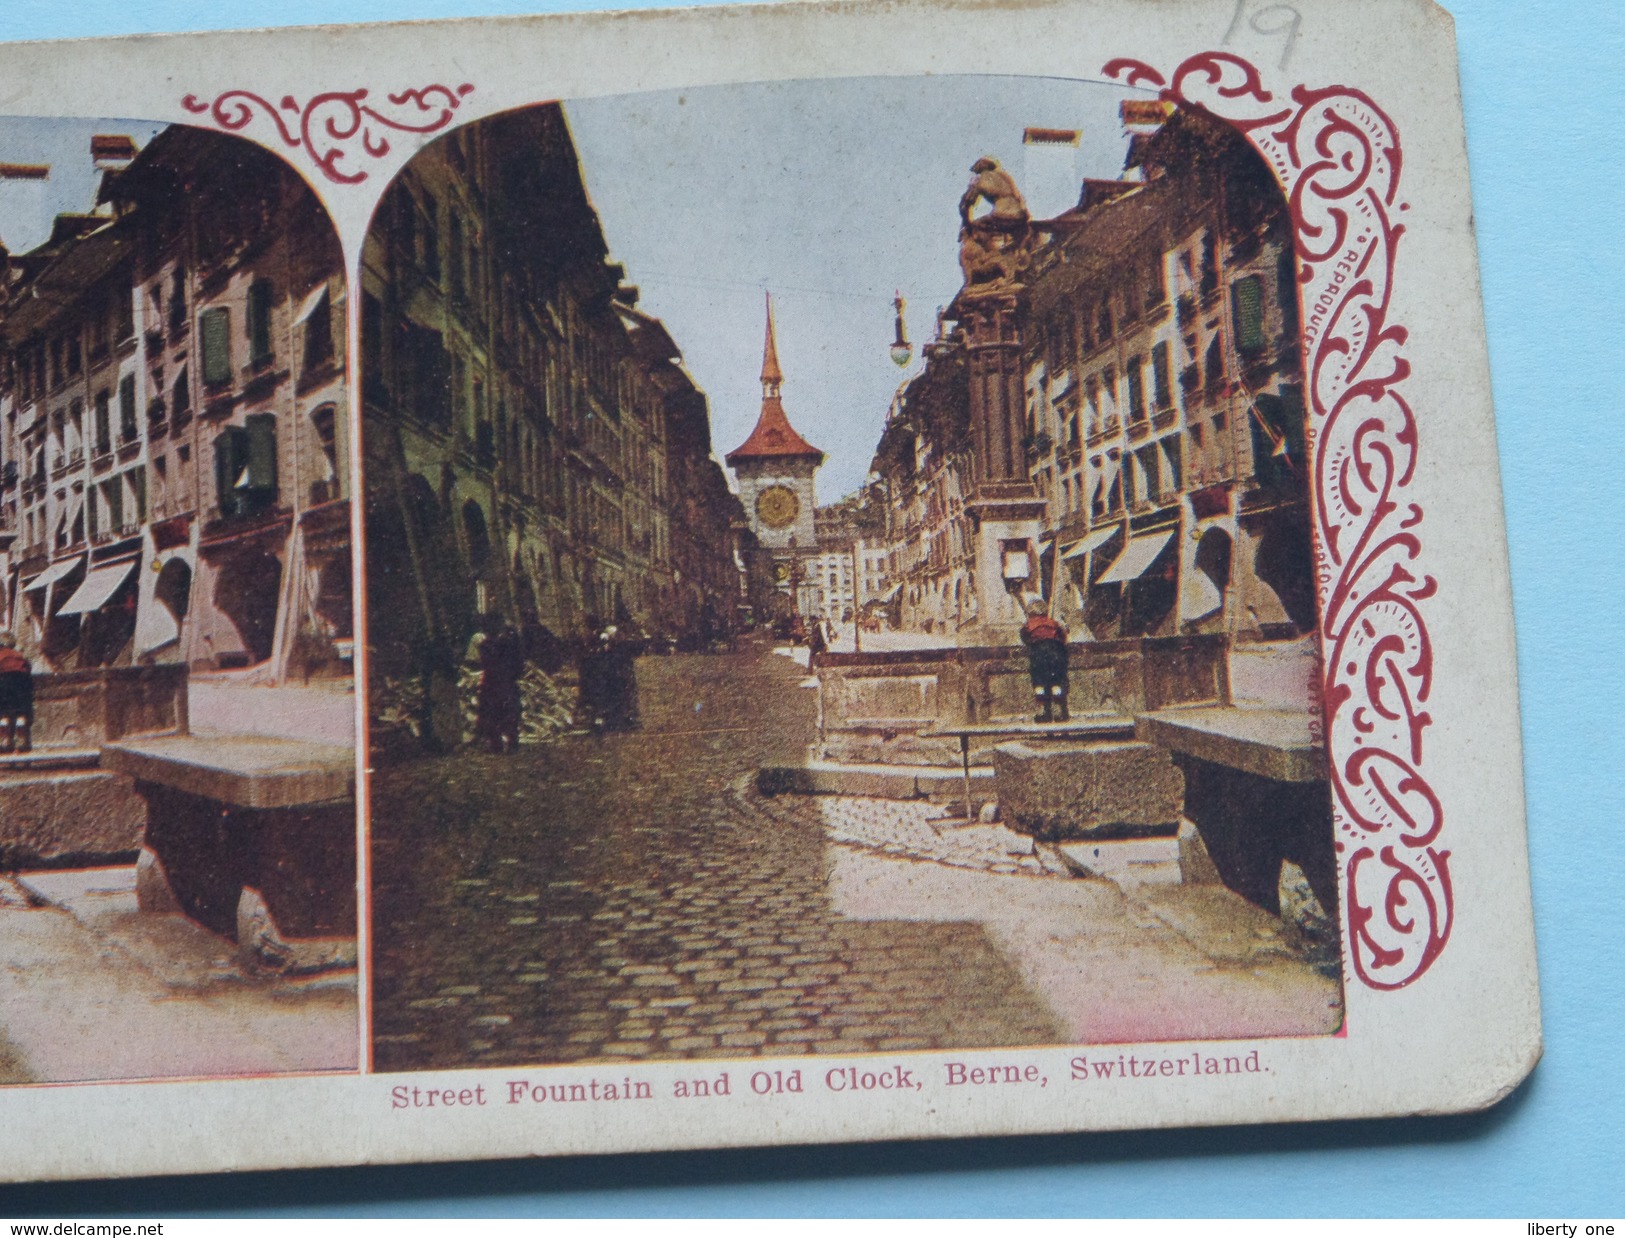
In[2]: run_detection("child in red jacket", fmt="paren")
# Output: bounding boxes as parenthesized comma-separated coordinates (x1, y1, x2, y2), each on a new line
(1019, 598, 1069, 722)
(0, 633, 33, 754)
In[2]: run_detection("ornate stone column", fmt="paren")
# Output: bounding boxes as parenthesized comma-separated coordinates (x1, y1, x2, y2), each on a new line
(954, 158, 1046, 643)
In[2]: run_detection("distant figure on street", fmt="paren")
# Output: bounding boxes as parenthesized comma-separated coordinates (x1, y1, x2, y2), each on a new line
(1020, 598, 1069, 723)
(806, 616, 827, 664)
(579, 622, 640, 735)
(476, 621, 525, 754)
(0, 633, 33, 754)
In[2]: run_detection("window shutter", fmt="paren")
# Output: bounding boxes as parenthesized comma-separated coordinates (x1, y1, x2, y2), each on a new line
(1232, 276, 1266, 351)
(119, 373, 137, 439)
(246, 412, 278, 495)
(1151, 341, 1171, 410)
(214, 429, 238, 517)
(248, 280, 274, 363)
(201, 308, 232, 385)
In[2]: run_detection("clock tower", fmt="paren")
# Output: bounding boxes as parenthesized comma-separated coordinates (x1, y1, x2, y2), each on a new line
(726, 296, 824, 604)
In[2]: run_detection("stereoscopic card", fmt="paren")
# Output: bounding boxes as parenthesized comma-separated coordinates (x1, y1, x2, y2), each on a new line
(0, 0, 1537, 1182)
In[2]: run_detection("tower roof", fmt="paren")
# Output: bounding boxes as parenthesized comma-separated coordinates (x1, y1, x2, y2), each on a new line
(760, 293, 783, 387)
(726, 295, 824, 466)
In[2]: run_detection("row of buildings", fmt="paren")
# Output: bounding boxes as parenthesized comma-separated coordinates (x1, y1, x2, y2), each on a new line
(360, 103, 777, 725)
(861, 103, 1315, 645)
(0, 127, 351, 684)
(2, 106, 768, 728)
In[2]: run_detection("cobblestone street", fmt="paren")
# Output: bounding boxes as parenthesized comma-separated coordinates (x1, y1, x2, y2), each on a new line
(369, 642, 1065, 1070)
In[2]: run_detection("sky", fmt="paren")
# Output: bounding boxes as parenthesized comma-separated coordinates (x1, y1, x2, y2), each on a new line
(566, 75, 1146, 501)
(0, 116, 165, 253)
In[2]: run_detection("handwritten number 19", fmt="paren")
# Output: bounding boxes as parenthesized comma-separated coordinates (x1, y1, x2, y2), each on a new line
(1223, 0, 1302, 69)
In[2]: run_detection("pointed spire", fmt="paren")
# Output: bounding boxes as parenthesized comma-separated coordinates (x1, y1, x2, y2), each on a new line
(726, 291, 824, 467)
(760, 291, 783, 393)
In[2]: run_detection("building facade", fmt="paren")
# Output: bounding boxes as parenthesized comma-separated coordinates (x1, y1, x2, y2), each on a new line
(361, 103, 753, 713)
(868, 103, 1314, 647)
(0, 126, 351, 682)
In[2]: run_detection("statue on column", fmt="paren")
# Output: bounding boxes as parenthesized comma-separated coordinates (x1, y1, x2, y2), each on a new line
(958, 157, 1032, 290)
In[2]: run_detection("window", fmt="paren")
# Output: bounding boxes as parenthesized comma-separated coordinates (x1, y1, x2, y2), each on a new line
(172, 367, 191, 420)
(114, 285, 134, 343)
(87, 293, 109, 359)
(448, 215, 465, 298)
(1144, 261, 1164, 312)
(247, 279, 275, 365)
(1232, 275, 1266, 352)
(1277, 247, 1300, 339)
(311, 405, 339, 503)
(1205, 335, 1225, 393)
(362, 293, 385, 403)
(119, 373, 138, 443)
(1200, 235, 1219, 297)
(94, 391, 111, 455)
(200, 308, 232, 385)
(213, 413, 278, 518)
(1126, 356, 1145, 422)
(1151, 341, 1172, 411)
(302, 286, 333, 369)
(168, 270, 187, 335)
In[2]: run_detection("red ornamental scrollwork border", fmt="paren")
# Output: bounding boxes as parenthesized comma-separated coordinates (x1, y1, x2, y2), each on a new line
(1105, 52, 1448, 991)
(180, 83, 475, 185)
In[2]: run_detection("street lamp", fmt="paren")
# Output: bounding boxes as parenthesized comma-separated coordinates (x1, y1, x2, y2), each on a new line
(889, 291, 912, 368)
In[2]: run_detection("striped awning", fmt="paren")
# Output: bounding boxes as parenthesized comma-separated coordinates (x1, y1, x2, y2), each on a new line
(21, 556, 82, 593)
(56, 561, 136, 616)
(1097, 530, 1175, 584)
(1062, 526, 1122, 561)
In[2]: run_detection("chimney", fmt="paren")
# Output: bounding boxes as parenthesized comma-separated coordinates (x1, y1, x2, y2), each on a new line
(1021, 127, 1081, 220)
(91, 134, 138, 172)
(1120, 100, 1174, 133)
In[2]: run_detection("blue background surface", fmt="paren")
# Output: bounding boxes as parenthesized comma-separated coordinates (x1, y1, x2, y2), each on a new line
(0, 0, 1619, 1218)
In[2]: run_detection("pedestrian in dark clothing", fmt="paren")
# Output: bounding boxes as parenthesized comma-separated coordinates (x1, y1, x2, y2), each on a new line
(1019, 598, 1070, 722)
(476, 622, 525, 753)
(0, 633, 33, 754)
(807, 618, 827, 664)
(579, 623, 639, 734)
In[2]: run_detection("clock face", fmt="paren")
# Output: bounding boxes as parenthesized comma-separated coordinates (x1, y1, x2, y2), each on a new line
(756, 485, 800, 530)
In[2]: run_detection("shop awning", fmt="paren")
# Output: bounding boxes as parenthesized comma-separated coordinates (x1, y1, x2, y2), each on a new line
(21, 556, 83, 593)
(1062, 526, 1122, 561)
(878, 583, 902, 604)
(1097, 529, 1175, 584)
(56, 561, 135, 617)
(295, 283, 329, 325)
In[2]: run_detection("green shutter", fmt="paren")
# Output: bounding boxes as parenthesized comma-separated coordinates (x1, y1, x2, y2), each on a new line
(108, 479, 124, 530)
(1233, 276, 1265, 351)
(246, 413, 278, 495)
(201, 308, 232, 384)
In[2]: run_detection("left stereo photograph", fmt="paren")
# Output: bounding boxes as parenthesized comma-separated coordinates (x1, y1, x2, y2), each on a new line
(0, 117, 359, 1086)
